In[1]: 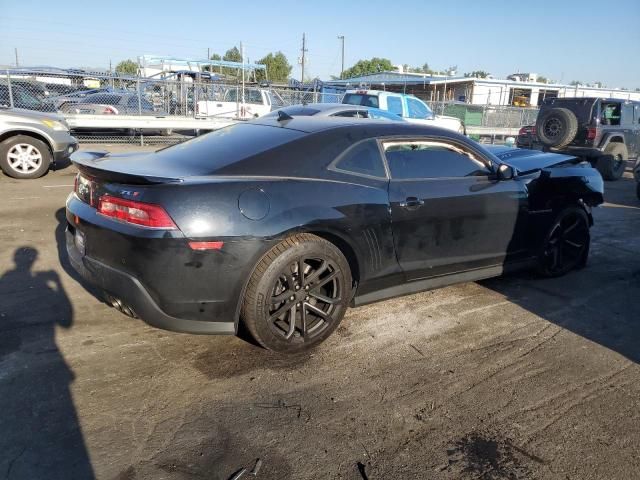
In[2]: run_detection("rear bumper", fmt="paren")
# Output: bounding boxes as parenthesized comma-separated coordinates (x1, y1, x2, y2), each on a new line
(66, 228, 235, 335)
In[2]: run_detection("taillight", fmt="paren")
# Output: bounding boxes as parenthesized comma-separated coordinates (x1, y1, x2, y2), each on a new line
(518, 127, 528, 135)
(97, 195, 176, 229)
(104, 106, 117, 114)
(586, 127, 597, 140)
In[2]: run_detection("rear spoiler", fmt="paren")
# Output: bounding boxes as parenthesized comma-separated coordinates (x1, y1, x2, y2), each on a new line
(70, 150, 182, 185)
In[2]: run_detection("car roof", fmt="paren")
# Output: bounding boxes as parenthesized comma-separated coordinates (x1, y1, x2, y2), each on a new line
(250, 115, 446, 135)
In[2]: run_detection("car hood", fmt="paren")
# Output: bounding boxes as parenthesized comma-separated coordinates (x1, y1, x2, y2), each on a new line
(0, 107, 65, 122)
(485, 146, 581, 174)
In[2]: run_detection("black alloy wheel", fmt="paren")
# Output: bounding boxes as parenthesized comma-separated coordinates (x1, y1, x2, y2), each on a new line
(242, 234, 352, 352)
(538, 207, 590, 277)
(268, 256, 342, 341)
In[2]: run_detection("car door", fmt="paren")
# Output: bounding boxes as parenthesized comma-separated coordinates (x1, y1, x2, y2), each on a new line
(384, 137, 528, 281)
(621, 102, 637, 154)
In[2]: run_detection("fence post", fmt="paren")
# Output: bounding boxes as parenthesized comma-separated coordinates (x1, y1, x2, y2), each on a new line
(6, 70, 14, 108)
(137, 79, 144, 146)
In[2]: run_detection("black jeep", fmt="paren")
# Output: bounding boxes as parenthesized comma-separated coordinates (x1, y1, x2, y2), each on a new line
(534, 97, 640, 181)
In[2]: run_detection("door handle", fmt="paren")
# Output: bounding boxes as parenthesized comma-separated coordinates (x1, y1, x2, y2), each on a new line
(399, 197, 424, 209)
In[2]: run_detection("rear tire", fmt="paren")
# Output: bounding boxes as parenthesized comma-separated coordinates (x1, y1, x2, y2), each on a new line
(596, 143, 627, 181)
(0, 135, 52, 179)
(535, 108, 579, 148)
(241, 234, 352, 353)
(537, 207, 590, 277)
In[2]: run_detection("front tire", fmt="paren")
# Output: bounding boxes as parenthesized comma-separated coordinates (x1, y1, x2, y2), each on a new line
(538, 207, 590, 277)
(241, 234, 352, 353)
(0, 135, 52, 179)
(596, 143, 627, 181)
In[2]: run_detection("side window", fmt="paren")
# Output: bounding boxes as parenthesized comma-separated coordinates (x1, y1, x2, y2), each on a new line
(636, 105, 640, 124)
(386, 96, 404, 116)
(621, 103, 634, 125)
(406, 97, 430, 119)
(127, 96, 138, 108)
(601, 102, 621, 126)
(333, 139, 386, 178)
(383, 141, 489, 179)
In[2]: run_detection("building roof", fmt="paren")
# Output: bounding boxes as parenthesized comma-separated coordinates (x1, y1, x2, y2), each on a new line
(324, 71, 633, 95)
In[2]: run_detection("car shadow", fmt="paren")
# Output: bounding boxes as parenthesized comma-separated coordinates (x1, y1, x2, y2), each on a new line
(0, 246, 95, 478)
(481, 173, 640, 364)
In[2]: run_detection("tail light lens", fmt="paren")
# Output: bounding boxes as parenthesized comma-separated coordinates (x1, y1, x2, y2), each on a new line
(97, 195, 176, 229)
(104, 106, 117, 114)
(586, 127, 597, 140)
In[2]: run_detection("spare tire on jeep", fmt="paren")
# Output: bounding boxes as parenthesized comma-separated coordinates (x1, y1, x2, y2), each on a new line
(535, 107, 579, 148)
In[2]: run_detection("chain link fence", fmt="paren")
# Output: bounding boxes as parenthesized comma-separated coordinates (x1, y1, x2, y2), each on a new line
(2, 68, 537, 146)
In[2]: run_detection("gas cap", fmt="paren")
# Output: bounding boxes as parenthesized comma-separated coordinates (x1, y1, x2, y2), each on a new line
(238, 188, 270, 221)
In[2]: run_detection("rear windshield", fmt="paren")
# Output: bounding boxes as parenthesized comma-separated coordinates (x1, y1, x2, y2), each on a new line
(343, 93, 379, 108)
(153, 123, 305, 173)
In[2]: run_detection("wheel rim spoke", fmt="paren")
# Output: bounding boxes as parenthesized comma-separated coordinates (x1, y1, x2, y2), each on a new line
(304, 260, 328, 286)
(269, 302, 292, 321)
(311, 270, 338, 290)
(271, 290, 293, 304)
(300, 302, 307, 337)
(309, 291, 341, 304)
(284, 304, 297, 339)
(564, 239, 583, 249)
(564, 220, 579, 234)
(305, 302, 331, 321)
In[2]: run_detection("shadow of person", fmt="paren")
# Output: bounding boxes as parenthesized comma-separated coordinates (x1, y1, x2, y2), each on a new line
(0, 247, 94, 479)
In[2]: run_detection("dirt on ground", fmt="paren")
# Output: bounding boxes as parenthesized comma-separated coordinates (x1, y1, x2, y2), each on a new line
(1, 152, 639, 480)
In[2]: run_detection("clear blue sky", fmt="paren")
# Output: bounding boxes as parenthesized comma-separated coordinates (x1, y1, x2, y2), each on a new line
(1, 0, 638, 88)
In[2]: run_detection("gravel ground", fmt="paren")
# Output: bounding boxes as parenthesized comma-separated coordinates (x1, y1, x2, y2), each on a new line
(0, 153, 639, 480)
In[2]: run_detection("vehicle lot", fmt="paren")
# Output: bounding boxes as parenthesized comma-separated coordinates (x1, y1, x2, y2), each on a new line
(1, 156, 639, 479)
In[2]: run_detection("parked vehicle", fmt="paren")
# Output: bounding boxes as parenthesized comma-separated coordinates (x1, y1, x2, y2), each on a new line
(0, 84, 57, 112)
(534, 97, 640, 181)
(59, 92, 159, 115)
(196, 88, 273, 119)
(342, 89, 464, 133)
(48, 88, 112, 110)
(0, 107, 78, 179)
(263, 103, 405, 121)
(516, 125, 538, 148)
(66, 118, 603, 353)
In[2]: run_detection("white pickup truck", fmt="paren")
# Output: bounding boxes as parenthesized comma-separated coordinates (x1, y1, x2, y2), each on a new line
(196, 88, 273, 120)
(342, 89, 464, 134)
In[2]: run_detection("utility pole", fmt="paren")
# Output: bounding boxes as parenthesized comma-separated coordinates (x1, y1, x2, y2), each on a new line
(300, 33, 307, 83)
(337, 35, 345, 79)
(14, 48, 19, 67)
(241, 42, 245, 105)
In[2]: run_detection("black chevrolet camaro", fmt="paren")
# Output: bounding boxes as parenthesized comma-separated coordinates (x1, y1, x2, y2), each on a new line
(66, 117, 604, 352)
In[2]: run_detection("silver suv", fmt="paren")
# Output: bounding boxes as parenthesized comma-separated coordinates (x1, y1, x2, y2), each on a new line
(0, 107, 78, 179)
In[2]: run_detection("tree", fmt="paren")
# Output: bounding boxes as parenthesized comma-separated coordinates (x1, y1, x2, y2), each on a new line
(223, 47, 242, 63)
(255, 51, 292, 82)
(569, 80, 582, 86)
(115, 59, 138, 76)
(422, 62, 430, 73)
(464, 70, 490, 78)
(537, 75, 548, 84)
(342, 57, 394, 79)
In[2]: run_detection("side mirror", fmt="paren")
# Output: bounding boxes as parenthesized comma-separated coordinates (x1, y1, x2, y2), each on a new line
(497, 164, 516, 180)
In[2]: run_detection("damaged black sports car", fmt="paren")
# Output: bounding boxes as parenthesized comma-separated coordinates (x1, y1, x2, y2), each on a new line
(66, 118, 604, 352)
